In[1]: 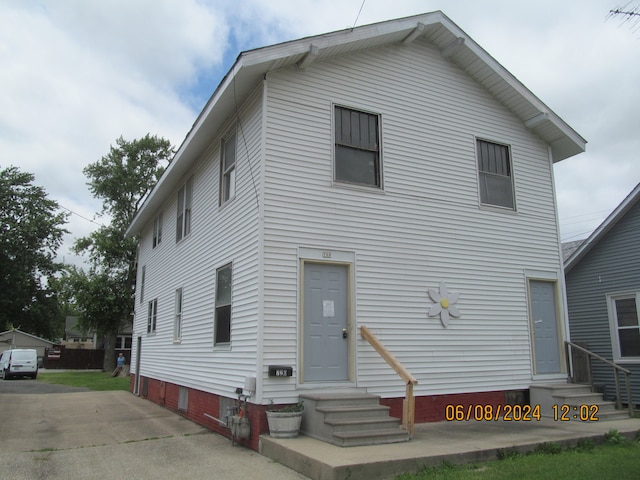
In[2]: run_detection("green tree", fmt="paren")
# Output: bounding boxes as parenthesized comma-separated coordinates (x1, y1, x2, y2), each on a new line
(0, 166, 68, 339)
(72, 134, 173, 370)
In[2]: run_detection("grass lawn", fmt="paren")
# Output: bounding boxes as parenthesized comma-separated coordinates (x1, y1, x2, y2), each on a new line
(37, 371, 131, 391)
(395, 440, 640, 480)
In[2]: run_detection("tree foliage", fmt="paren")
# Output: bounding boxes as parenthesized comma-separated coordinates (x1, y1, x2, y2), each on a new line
(70, 134, 173, 369)
(0, 166, 68, 338)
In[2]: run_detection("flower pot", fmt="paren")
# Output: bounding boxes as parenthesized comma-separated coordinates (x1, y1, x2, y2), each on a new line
(266, 410, 303, 438)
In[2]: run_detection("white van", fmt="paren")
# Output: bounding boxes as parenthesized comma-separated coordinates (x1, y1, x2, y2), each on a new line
(0, 349, 38, 379)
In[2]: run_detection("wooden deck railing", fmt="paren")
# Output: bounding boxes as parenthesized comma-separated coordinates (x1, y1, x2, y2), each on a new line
(360, 325, 418, 436)
(565, 341, 634, 418)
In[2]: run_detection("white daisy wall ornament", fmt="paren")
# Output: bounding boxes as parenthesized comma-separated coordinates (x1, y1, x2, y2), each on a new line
(428, 281, 460, 327)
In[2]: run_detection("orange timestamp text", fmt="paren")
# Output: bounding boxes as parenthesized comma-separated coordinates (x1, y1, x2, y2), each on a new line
(445, 404, 542, 421)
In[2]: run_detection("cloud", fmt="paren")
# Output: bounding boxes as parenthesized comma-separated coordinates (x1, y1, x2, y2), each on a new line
(1, 0, 639, 268)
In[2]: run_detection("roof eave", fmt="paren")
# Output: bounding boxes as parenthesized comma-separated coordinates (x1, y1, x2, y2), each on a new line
(565, 182, 640, 272)
(126, 11, 586, 237)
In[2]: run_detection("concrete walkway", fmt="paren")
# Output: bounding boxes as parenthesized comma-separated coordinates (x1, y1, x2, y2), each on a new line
(261, 416, 640, 480)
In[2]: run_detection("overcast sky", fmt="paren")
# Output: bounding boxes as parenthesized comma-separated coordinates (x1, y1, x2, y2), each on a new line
(2, 0, 639, 266)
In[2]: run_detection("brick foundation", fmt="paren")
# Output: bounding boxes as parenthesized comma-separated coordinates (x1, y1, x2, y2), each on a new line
(130, 374, 525, 451)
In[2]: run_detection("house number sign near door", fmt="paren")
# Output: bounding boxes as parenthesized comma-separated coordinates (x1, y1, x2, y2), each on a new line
(323, 300, 335, 317)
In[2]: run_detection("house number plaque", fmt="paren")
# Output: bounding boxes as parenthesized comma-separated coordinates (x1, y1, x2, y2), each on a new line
(268, 365, 293, 377)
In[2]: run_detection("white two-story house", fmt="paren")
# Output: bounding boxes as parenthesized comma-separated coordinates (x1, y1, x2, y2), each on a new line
(125, 11, 585, 450)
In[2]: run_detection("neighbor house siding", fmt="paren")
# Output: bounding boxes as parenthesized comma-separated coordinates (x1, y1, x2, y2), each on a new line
(566, 201, 640, 405)
(261, 39, 563, 401)
(132, 85, 264, 400)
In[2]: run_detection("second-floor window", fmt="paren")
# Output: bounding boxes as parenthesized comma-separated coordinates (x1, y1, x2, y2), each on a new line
(140, 266, 146, 304)
(220, 133, 236, 205)
(334, 105, 381, 188)
(153, 212, 163, 248)
(477, 139, 515, 209)
(176, 176, 193, 242)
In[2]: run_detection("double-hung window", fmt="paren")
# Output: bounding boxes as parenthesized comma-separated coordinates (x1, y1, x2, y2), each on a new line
(477, 139, 515, 209)
(147, 298, 158, 334)
(174, 288, 183, 342)
(214, 264, 232, 345)
(176, 176, 193, 242)
(220, 133, 236, 205)
(334, 106, 381, 188)
(153, 213, 163, 248)
(608, 293, 640, 360)
(140, 266, 146, 304)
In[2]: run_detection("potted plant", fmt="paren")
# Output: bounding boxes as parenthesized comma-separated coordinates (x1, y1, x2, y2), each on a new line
(266, 400, 304, 438)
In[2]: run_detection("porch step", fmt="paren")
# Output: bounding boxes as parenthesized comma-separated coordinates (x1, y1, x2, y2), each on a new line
(530, 383, 631, 421)
(299, 392, 410, 447)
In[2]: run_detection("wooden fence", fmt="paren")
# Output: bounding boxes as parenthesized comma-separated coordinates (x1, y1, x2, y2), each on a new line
(43, 347, 104, 370)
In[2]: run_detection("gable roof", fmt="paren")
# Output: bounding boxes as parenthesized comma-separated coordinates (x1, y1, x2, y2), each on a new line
(564, 182, 640, 273)
(126, 11, 586, 237)
(0, 329, 55, 347)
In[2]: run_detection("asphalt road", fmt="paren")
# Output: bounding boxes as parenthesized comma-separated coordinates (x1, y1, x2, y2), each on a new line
(0, 379, 309, 480)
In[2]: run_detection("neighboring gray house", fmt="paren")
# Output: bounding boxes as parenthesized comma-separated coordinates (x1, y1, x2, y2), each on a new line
(125, 12, 585, 449)
(565, 182, 640, 406)
(0, 329, 55, 359)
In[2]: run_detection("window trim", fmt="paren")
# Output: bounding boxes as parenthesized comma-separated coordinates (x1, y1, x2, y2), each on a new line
(214, 263, 232, 346)
(176, 176, 193, 242)
(333, 104, 382, 189)
(174, 288, 183, 343)
(147, 298, 158, 335)
(607, 292, 640, 363)
(476, 138, 516, 211)
(220, 132, 237, 206)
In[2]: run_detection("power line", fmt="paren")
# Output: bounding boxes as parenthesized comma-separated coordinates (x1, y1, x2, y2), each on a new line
(58, 204, 104, 227)
(351, 0, 366, 31)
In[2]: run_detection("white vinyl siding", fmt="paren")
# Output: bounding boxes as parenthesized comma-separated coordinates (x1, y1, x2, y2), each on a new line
(131, 85, 263, 396)
(261, 38, 562, 400)
(132, 37, 566, 406)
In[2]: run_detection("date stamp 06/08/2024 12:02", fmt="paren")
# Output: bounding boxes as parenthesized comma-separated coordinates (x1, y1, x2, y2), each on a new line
(444, 403, 600, 422)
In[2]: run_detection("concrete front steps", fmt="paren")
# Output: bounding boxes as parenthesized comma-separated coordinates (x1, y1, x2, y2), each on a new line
(299, 391, 410, 447)
(530, 383, 630, 421)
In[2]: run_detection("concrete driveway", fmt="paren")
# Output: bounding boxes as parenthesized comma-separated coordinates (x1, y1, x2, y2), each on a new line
(0, 379, 308, 480)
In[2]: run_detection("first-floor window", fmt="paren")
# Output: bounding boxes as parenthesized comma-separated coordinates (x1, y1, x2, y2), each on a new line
(147, 299, 158, 334)
(174, 288, 183, 342)
(214, 264, 232, 345)
(609, 293, 640, 359)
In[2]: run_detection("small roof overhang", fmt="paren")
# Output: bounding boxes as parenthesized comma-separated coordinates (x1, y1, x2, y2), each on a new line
(126, 11, 586, 237)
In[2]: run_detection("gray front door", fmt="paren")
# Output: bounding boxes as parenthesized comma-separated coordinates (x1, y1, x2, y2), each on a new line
(530, 280, 561, 374)
(303, 263, 349, 382)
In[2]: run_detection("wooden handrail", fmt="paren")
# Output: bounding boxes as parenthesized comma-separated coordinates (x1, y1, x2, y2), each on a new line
(565, 341, 634, 418)
(360, 325, 417, 436)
